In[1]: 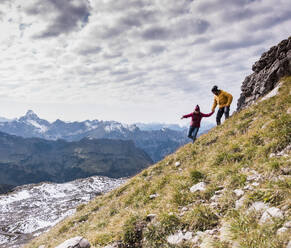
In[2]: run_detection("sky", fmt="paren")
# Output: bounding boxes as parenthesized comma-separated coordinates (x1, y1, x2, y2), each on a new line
(0, 0, 290, 124)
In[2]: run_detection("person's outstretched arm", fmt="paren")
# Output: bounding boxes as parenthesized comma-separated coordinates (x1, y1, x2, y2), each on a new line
(201, 111, 214, 117)
(181, 113, 193, 119)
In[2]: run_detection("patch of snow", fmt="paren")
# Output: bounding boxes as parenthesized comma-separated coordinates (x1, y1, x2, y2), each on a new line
(260, 83, 282, 102)
(27, 120, 48, 133)
(0, 176, 125, 247)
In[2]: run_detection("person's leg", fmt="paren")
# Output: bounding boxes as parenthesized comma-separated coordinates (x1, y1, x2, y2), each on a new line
(192, 127, 199, 143)
(224, 106, 230, 119)
(216, 108, 224, 125)
(188, 126, 195, 140)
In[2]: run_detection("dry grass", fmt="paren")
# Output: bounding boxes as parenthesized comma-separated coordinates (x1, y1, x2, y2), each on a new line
(26, 77, 291, 248)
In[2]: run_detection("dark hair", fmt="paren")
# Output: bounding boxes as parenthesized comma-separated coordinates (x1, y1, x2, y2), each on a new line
(211, 85, 219, 92)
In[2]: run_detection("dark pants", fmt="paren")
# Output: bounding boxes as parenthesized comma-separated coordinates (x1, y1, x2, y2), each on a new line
(188, 126, 199, 142)
(216, 106, 230, 125)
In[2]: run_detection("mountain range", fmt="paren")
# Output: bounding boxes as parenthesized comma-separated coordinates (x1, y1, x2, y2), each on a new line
(0, 111, 209, 162)
(0, 131, 152, 191)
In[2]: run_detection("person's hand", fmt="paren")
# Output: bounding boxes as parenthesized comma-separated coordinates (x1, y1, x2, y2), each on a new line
(180, 117, 184, 120)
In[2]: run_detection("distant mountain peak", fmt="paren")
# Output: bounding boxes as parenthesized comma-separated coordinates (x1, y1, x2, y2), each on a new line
(25, 110, 39, 119)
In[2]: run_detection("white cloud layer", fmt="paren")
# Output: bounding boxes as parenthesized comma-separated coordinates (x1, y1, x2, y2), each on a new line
(0, 0, 290, 123)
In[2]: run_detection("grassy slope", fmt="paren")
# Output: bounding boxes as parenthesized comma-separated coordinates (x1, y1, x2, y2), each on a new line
(27, 77, 291, 248)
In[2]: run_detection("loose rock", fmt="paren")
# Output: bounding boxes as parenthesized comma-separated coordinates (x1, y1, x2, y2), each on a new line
(149, 194, 159, 199)
(55, 236, 90, 248)
(233, 189, 244, 197)
(260, 207, 284, 224)
(247, 201, 269, 213)
(190, 182, 207, 193)
(167, 231, 193, 244)
(146, 214, 156, 222)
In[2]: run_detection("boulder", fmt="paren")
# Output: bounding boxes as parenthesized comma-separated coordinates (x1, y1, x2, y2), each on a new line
(233, 189, 244, 197)
(55, 236, 90, 248)
(247, 201, 269, 213)
(237, 37, 291, 111)
(190, 182, 207, 193)
(259, 207, 284, 224)
(167, 231, 193, 244)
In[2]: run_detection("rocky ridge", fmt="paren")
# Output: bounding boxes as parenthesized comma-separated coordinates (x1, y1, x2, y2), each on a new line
(237, 36, 291, 110)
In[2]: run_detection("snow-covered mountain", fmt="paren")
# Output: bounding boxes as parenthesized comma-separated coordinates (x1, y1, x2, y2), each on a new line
(0, 176, 125, 248)
(0, 110, 190, 162)
(0, 117, 12, 123)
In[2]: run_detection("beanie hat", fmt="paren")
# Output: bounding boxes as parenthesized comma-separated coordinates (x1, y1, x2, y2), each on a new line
(211, 85, 219, 92)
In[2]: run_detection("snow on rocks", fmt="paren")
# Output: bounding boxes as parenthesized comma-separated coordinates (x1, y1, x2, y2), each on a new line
(260, 83, 282, 102)
(167, 231, 192, 244)
(0, 176, 124, 248)
(233, 189, 244, 197)
(190, 182, 207, 193)
(259, 207, 284, 224)
(55, 236, 90, 248)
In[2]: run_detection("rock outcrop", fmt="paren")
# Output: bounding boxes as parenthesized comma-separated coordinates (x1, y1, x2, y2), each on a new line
(237, 37, 291, 110)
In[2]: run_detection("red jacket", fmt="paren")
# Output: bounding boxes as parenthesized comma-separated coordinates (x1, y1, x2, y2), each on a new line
(183, 111, 213, 127)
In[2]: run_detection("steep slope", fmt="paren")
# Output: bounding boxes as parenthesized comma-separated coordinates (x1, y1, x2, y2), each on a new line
(0, 133, 152, 188)
(0, 113, 189, 162)
(26, 77, 290, 248)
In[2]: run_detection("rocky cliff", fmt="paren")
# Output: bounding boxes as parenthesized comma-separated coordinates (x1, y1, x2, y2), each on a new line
(237, 37, 291, 110)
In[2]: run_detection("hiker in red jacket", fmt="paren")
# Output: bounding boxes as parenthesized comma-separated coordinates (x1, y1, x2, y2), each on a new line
(181, 105, 214, 143)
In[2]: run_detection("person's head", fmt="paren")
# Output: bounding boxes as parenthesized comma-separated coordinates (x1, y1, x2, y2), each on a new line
(211, 85, 220, 95)
(194, 105, 200, 113)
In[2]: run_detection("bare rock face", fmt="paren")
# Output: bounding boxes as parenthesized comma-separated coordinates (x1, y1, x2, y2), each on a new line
(237, 37, 291, 111)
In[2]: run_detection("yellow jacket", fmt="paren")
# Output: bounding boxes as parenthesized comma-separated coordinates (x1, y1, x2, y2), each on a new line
(212, 90, 233, 112)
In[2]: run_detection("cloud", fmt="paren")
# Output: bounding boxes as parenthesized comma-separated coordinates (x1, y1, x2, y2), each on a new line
(141, 26, 170, 40)
(0, 0, 290, 124)
(211, 35, 271, 51)
(24, 0, 91, 38)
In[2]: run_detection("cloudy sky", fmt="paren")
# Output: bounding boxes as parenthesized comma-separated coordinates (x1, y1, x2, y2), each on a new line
(0, 0, 290, 124)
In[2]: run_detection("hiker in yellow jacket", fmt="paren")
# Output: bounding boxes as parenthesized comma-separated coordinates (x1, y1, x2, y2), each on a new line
(211, 85, 233, 125)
